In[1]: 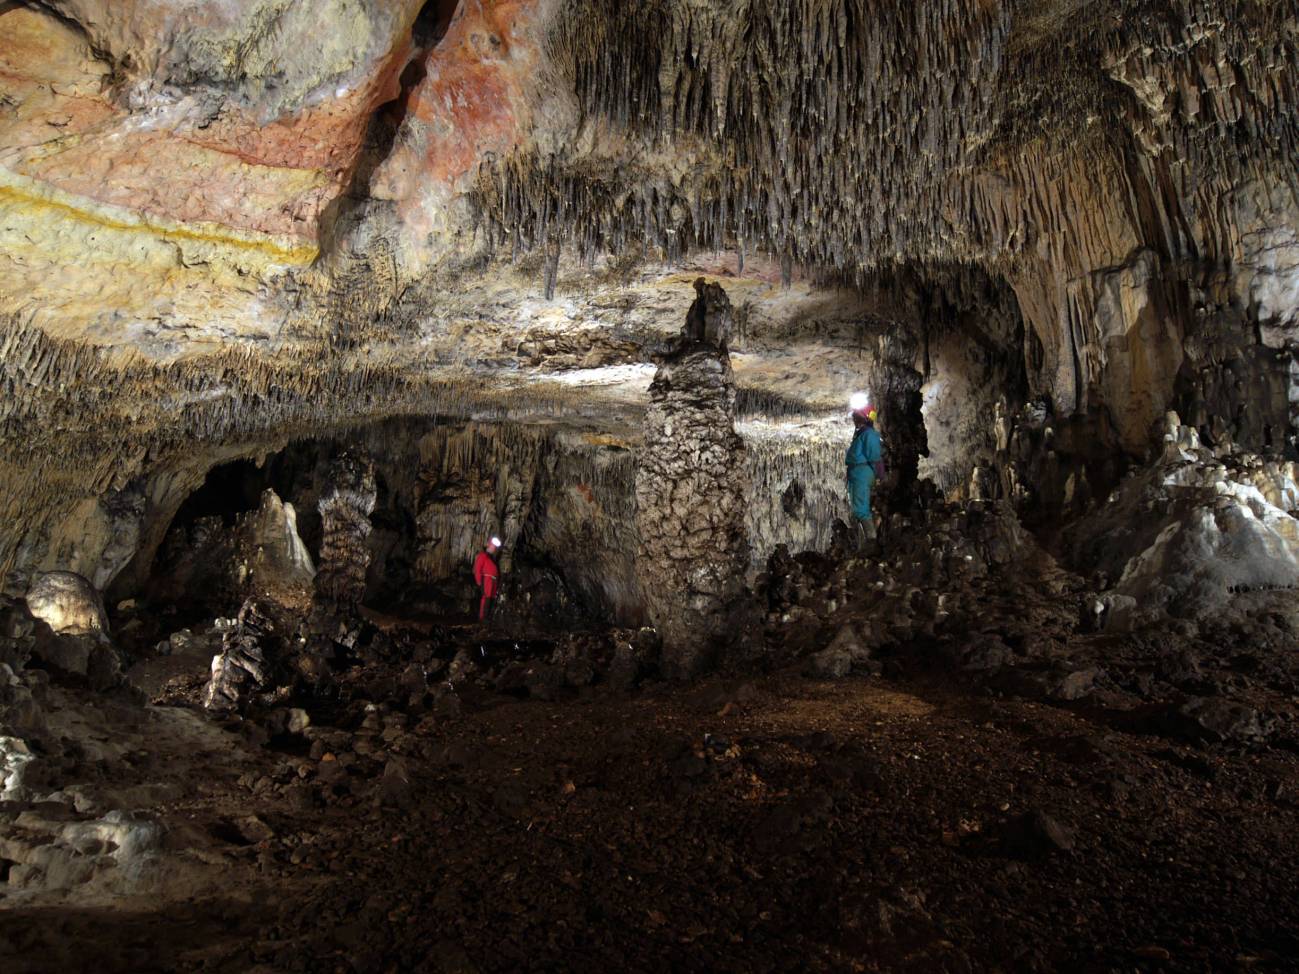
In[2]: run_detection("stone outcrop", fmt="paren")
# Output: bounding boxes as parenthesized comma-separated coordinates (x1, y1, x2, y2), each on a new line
(635, 282, 750, 676)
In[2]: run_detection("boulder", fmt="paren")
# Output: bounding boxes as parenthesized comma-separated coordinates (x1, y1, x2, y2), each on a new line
(1165, 697, 1272, 745)
(25, 571, 110, 638)
(23, 573, 124, 688)
(805, 645, 852, 679)
(805, 626, 875, 679)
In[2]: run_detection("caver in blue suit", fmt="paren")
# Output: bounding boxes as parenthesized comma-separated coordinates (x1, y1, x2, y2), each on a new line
(845, 423, 882, 521)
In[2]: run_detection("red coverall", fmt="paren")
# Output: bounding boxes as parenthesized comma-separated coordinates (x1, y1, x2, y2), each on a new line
(472, 549, 499, 622)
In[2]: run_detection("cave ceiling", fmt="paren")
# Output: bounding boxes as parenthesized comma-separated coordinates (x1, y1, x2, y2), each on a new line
(0, 0, 1297, 568)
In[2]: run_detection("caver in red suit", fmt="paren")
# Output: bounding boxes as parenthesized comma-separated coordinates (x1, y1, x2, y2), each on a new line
(472, 539, 501, 623)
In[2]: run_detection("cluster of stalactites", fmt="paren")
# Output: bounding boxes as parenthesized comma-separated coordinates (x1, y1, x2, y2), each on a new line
(471, 0, 1297, 290)
(473, 0, 1012, 287)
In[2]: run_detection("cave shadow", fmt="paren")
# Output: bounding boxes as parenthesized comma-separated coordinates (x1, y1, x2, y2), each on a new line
(0, 899, 266, 974)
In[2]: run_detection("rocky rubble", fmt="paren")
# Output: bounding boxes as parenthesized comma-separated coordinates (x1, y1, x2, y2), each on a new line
(754, 465, 1299, 756)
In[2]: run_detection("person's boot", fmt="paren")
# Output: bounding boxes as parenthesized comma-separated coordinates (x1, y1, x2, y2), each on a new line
(852, 519, 869, 553)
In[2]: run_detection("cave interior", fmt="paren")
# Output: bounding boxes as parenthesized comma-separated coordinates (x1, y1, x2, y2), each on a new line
(1, 0, 1298, 970)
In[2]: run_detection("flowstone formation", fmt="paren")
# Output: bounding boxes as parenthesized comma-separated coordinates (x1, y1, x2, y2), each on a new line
(635, 281, 750, 676)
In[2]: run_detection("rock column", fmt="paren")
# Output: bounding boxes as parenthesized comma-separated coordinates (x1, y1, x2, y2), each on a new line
(313, 451, 377, 610)
(635, 280, 750, 676)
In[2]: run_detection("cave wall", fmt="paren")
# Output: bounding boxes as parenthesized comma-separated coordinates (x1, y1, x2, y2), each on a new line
(1, 0, 1298, 605)
(110, 408, 874, 629)
(469, 0, 1299, 459)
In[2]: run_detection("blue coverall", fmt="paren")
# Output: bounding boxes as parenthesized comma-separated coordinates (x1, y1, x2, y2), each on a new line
(845, 426, 883, 521)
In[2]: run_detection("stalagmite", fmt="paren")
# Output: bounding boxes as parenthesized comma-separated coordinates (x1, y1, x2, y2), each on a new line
(635, 280, 750, 676)
(202, 601, 272, 714)
(313, 452, 378, 610)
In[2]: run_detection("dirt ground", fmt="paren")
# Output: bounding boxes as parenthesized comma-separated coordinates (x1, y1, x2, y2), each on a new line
(3, 656, 1298, 974)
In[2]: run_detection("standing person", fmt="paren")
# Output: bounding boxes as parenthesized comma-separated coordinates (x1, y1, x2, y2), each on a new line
(845, 402, 883, 544)
(473, 536, 502, 624)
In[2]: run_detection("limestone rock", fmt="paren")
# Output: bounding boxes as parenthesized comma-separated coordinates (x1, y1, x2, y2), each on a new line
(0, 662, 48, 744)
(805, 645, 852, 680)
(635, 283, 750, 677)
(315, 452, 378, 609)
(25, 572, 109, 639)
(0, 597, 37, 672)
(805, 626, 874, 679)
(1166, 698, 1273, 746)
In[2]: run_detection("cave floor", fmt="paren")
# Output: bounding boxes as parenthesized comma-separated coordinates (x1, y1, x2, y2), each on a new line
(3, 663, 1298, 973)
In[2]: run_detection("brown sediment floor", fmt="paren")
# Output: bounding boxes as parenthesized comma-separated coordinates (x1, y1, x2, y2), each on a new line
(2, 656, 1297, 974)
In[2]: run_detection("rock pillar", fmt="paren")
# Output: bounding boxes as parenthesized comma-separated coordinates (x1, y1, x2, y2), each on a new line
(635, 279, 750, 677)
(313, 451, 377, 610)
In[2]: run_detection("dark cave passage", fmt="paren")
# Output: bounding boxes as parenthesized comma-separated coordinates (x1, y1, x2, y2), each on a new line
(128, 418, 649, 644)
